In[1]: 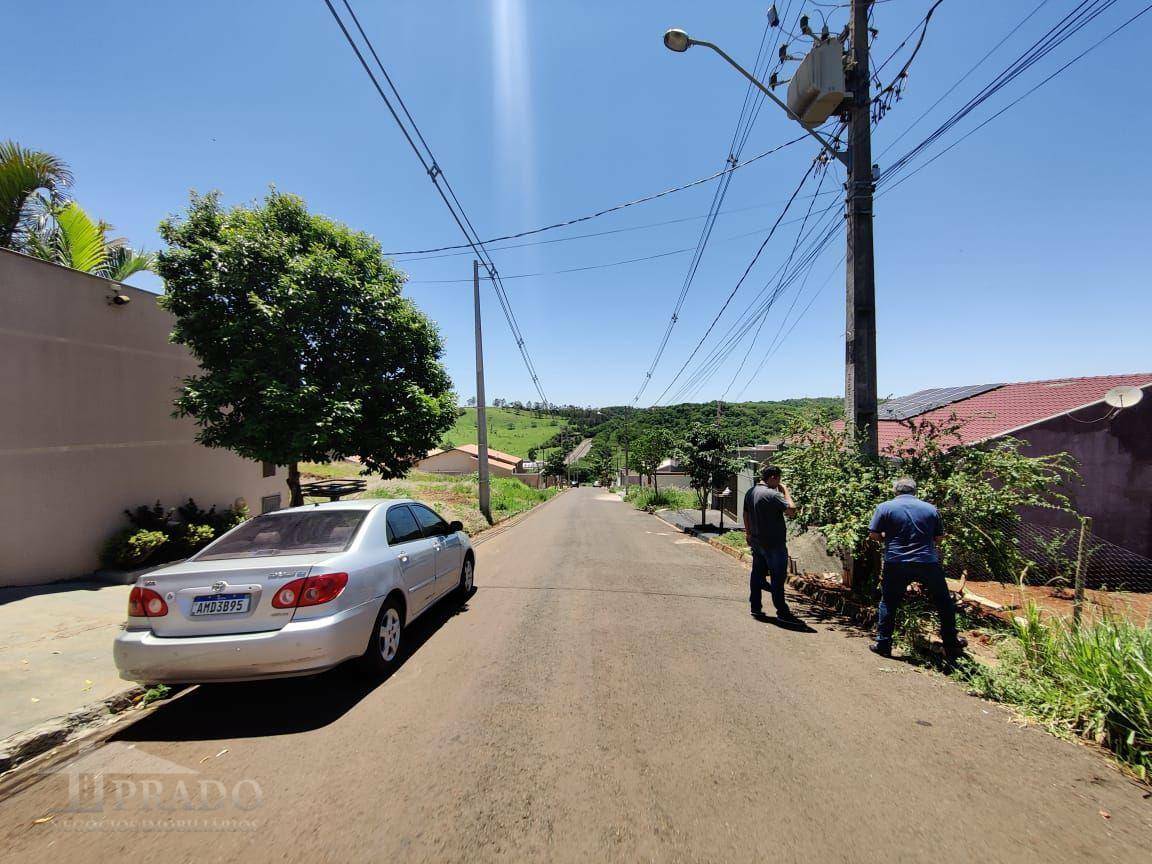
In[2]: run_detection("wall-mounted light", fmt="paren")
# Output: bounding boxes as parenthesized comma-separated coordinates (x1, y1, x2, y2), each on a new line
(107, 293, 131, 306)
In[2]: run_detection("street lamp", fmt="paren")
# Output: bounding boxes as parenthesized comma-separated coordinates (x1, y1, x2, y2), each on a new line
(661, 28, 846, 165)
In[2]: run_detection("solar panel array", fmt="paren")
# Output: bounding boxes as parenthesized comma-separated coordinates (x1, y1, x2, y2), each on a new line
(878, 384, 1004, 421)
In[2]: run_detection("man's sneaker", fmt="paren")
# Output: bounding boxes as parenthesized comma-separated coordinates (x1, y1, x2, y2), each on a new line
(751, 610, 769, 621)
(776, 610, 803, 624)
(869, 641, 892, 657)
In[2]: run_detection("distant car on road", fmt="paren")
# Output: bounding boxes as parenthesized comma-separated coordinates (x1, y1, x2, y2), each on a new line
(570, 479, 579, 487)
(113, 499, 473, 684)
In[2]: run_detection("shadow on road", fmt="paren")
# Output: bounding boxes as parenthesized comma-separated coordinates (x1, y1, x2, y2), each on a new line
(115, 588, 476, 743)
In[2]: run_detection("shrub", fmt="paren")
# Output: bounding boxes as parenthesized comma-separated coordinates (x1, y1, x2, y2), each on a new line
(626, 487, 696, 513)
(101, 499, 248, 570)
(101, 529, 168, 570)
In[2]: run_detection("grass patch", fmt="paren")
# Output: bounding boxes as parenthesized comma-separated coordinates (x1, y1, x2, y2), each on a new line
(446, 407, 568, 458)
(954, 604, 1152, 779)
(299, 460, 365, 480)
(716, 530, 750, 552)
(625, 486, 697, 512)
(367, 473, 558, 534)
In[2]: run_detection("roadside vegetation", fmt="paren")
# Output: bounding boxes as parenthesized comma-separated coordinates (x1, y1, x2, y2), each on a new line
(360, 472, 559, 534)
(624, 486, 695, 513)
(956, 604, 1152, 780)
(716, 530, 750, 552)
(445, 407, 567, 459)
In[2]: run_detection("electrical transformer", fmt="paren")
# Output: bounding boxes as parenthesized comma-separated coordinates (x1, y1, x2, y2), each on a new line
(786, 39, 847, 127)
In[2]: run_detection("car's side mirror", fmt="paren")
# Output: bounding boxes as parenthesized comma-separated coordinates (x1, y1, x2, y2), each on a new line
(449, 520, 464, 534)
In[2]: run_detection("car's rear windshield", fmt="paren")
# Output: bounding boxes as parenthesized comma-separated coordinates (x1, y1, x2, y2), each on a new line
(195, 510, 368, 561)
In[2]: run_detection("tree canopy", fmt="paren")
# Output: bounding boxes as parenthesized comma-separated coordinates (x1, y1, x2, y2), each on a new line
(158, 190, 457, 505)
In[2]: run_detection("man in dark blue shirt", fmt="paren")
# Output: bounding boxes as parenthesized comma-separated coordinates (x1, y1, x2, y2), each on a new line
(743, 465, 801, 623)
(867, 477, 966, 659)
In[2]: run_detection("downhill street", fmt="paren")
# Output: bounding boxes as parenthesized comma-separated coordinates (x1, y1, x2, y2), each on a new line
(1, 488, 1149, 862)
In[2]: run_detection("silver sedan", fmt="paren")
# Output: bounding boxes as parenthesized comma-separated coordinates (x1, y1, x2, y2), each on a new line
(113, 499, 474, 683)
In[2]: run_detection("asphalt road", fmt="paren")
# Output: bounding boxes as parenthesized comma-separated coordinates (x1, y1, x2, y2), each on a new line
(2, 488, 1149, 862)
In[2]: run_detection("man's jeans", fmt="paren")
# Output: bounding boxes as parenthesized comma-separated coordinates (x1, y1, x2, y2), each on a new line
(875, 561, 959, 648)
(750, 544, 790, 615)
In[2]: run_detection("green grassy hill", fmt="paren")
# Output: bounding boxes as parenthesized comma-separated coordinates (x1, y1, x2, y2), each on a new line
(444, 407, 569, 459)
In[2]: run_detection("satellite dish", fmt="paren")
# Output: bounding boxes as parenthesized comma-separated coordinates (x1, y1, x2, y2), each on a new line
(1104, 385, 1144, 409)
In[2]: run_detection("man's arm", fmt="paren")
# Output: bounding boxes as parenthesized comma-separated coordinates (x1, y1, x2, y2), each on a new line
(777, 483, 797, 518)
(868, 504, 885, 545)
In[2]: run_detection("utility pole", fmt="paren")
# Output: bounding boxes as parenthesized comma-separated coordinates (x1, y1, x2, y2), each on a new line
(473, 260, 492, 523)
(845, 0, 879, 459)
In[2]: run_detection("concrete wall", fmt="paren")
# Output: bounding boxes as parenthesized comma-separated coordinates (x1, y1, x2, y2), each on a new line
(1014, 388, 1152, 559)
(0, 250, 283, 587)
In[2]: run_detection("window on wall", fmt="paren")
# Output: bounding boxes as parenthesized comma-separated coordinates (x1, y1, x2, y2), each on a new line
(260, 494, 282, 514)
(262, 461, 276, 478)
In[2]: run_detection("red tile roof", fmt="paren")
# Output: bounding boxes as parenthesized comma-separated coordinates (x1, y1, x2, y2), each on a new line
(874, 373, 1152, 450)
(451, 443, 523, 466)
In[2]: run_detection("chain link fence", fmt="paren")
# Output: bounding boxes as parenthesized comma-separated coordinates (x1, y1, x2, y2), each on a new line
(941, 509, 1152, 624)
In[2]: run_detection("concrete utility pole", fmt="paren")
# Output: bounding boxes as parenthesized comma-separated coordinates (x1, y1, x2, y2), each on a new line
(473, 260, 492, 523)
(845, 0, 880, 458)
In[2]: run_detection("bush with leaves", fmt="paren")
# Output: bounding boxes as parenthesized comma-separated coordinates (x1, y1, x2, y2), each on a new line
(773, 414, 1078, 584)
(101, 498, 248, 570)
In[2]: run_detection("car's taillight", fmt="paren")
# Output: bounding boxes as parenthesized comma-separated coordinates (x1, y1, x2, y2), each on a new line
(272, 578, 307, 609)
(128, 586, 168, 617)
(271, 573, 348, 609)
(298, 572, 348, 607)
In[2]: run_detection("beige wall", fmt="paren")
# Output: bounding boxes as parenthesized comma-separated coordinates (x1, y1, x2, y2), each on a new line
(0, 250, 284, 587)
(416, 449, 516, 478)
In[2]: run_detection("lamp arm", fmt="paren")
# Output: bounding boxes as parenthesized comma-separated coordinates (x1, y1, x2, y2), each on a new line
(691, 39, 848, 166)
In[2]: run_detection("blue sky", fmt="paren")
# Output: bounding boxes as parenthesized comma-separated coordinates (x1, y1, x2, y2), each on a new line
(7, 1, 1150, 406)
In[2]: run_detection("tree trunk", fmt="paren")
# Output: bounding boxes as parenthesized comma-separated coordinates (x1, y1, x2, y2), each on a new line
(653, 473, 659, 495)
(287, 461, 304, 507)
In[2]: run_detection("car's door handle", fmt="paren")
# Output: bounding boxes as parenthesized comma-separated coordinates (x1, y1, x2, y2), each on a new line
(398, 554, 409, 563)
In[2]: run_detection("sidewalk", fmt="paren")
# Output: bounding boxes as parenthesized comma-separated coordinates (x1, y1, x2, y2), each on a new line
(0, 581, 132, 742)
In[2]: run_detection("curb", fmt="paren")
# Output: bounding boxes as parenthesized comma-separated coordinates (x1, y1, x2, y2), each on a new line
(0, 685, 184, 794)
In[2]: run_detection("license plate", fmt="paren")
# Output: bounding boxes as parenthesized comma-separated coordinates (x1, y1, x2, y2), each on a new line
(190, 593, 251, 616)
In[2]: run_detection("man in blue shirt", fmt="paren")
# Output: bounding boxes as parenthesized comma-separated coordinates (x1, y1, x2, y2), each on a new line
(867, 477, 966, 659)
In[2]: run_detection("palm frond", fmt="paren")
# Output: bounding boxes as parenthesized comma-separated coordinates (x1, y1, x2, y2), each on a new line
(105, 244, 157, 281)
(53, 202, 109, 274)
(0, 141, 73, 249)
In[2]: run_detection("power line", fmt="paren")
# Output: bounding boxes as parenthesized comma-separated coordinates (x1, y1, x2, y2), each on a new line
(404, 210, 835, 284)
(631, 3, 797, 406)
(650, 160, 820, 406)
(321, 0, 549, 406)
(393, 190, 841, 262)
(879, 0, 1124, 185)
(381, 135, 809, 257)
(880, 0, 1152, 198)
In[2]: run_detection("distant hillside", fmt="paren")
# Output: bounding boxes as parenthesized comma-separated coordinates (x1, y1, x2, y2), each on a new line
(582, 398, 841, 451)
(444, 408, 569, 459)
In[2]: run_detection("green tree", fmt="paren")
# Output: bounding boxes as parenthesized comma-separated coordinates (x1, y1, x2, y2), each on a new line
(586, 438, 615, 486)
(773, 414, 1077, 594)
(676, 423, 740, 527)
(0, 140, 72, 250)
(542, 450, 567, 482)
(628, 429, 672, 493)
(158, 190, 457, 506)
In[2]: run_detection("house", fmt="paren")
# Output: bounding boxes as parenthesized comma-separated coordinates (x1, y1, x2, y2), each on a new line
(867, 373, 1152, 558)
(416, 444, 525, 477)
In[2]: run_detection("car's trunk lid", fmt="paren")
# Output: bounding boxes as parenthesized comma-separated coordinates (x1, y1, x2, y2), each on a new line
(139, 554, 333, 637)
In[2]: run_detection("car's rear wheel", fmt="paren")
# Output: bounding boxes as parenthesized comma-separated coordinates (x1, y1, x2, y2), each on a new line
(362, 597, 404, 674)
(458, 556, 475, 597)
